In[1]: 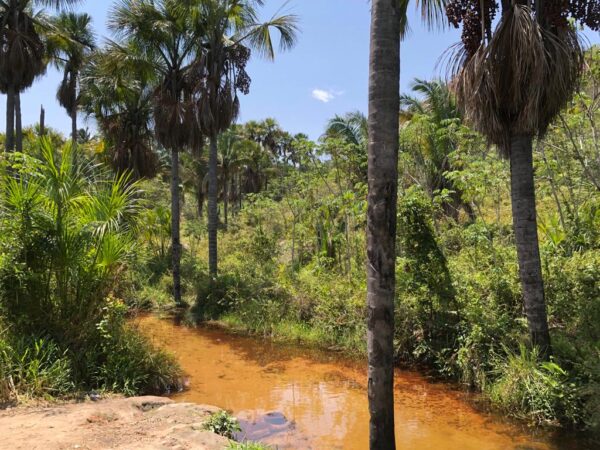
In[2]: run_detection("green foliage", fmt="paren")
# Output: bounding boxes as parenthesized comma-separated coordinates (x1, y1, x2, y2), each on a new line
(0, 140, 139, 340)
(0, 140, 181, 400)
(91, 296, 182, 396)
(92, 325, 182, 396)
(0, 334, 73, 401)
(203, 410, 241, 439)
(396, 187, 458, 368)
(488, 345, 580, 425)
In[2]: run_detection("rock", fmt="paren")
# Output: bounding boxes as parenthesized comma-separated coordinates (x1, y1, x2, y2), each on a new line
(0, 396, 231, 450)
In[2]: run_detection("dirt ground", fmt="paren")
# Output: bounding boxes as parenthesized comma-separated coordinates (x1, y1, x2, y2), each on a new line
(0, 396, 231, 450)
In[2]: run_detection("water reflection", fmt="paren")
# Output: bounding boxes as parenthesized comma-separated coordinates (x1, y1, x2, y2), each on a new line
(137, 316, 591, 450)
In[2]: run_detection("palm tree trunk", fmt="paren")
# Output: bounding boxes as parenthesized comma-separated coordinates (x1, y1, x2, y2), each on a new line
(196, 178, 204, 218)
(72, 110, 78, 146)
(223, 173, 229, 229)
(366, 1, 400, 449)
(15, 91, 22, 152)
(208, 134, 219, 277)
(509, 134, 552, 359)
(291, 218, 296, 266)
(238, 173, 243, 211)
(170, 147, 182, 305)
(40, 105, 46, 137)
(72, 75, 78, 145)
(6, 85, 15, 152)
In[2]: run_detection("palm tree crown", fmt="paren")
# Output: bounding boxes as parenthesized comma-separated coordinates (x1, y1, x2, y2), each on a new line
(0, 0, 82, 151)
(48, 12, 95, 143)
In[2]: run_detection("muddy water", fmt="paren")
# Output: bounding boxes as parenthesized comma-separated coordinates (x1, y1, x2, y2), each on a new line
(137, 316, 586, 450)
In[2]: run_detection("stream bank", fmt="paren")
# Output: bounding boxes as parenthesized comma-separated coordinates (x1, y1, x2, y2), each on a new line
(0, 396, 231, 450)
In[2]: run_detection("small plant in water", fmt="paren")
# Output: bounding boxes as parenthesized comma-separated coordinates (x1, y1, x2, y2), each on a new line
(203, 410, 241, 439)
(227, 442, 272, 450)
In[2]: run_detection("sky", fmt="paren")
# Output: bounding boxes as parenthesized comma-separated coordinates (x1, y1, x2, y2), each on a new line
(1, 0, 599, 141)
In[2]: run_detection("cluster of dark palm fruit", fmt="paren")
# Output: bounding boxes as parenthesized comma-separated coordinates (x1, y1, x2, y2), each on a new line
(446, 0, 498, 57)
(568, 0, 600, 30)
(230, 45, 251, 95)
(446, 0, 599, 58)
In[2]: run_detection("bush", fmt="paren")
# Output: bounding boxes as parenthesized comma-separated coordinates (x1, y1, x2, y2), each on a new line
(0, 141, 182, 400)
(90, 295, 182, 396)
(203, 411, 241, 439)
(488, 345, 580, 425)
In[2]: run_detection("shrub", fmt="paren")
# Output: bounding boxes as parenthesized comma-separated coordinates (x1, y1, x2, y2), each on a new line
(203, 410, 241, 439)
(395, 187, 460, 369)
(90, 295, 182, 396)
(92, 326, 182, 396)
(488, 345, 580, 425)
(0, 141, 182, 400)
(0, 140, 139, 342)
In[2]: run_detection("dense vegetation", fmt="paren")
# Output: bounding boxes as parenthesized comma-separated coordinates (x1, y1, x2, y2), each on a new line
(0, 0, 599, 443)
(133, 50, 597, 429)
(0, 138, 182, 402)
(1, 53, 599, 429)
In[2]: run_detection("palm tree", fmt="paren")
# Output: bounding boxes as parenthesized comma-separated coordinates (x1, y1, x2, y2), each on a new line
(191, 0, 298, 277)
(110, 0, 207, 304)
(217, 126, 249, 227)
(48, 12, 95, 145)
(367, 1, 447, 448)
(446, 0, 597, 358)
(217, 128, 242, 228)
(237, 134, 269, 196)
(326, 111, 368, 147)
(79, 42, 158, 179)
(325, 111, 368, 184)
(366, 2, 401, 448)
(192, 141, 208, 218)
(400, 78, 474, 219)
(0, 0, 80, 152)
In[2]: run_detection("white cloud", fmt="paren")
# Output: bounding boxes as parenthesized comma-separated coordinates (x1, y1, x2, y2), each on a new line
(312, 89, 335, 103)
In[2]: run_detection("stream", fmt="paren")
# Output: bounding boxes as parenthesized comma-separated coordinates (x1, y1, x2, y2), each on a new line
(137, 316, 591, 450)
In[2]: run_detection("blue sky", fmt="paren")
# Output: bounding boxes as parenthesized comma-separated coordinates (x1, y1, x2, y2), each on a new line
(1, 0, 599, 141)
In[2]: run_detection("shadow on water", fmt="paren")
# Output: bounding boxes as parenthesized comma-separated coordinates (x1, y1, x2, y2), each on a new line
(135, 315, 598, 450)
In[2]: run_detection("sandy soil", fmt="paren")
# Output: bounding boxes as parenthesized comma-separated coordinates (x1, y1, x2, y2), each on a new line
(0, 396, 231, 450)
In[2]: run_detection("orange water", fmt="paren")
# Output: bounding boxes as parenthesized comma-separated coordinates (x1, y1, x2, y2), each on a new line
(137, 316, 589, 450)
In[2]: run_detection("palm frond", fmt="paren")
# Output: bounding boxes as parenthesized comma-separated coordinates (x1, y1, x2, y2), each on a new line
(450, 4, 584, 152)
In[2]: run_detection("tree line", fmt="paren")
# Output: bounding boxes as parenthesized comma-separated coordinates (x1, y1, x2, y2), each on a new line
(2, 0, 600, 448)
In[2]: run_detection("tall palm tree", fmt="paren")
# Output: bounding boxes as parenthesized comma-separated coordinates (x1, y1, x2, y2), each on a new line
(191, 0, 298, 277)
(192, 140, 208, 218)
(48, 12, 95, 145)
(367, 1, 446, 448)
(79, 42, 158, 179)
(0, 0, 80, 152)
(217, 126, 249, 227)
(366, 2, 401, 448)
(110, 0, 207, 304)
(400, 78, 474, 219)
(236, 133, 269, 195)
(446, 0, 597, 358)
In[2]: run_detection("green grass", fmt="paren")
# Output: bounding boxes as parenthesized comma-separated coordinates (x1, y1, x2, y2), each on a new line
(216, 312, 366, 359)
(219, 314, 332, 347)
